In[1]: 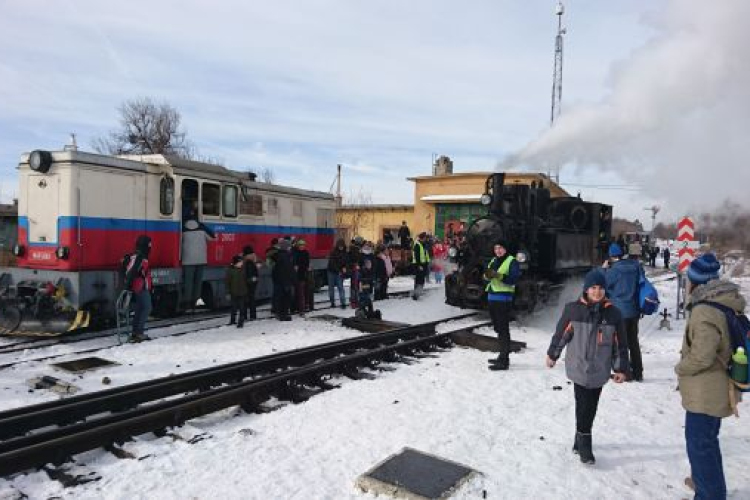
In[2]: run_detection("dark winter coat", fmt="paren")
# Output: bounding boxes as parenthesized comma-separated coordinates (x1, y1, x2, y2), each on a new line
(398, 225, 411, 242)
(359, 265, 374, 293)
(547, 297, 629, 389)
(225, 266, 248, 297)
(292, 248, 311, 281)
(604, 258, 644, 319)
(327, 241, 348, 274)
(244, 258, 259, 285)
(271, 248, 295, 287)
(374, 256, 388, 282)
(348, 246, 361, 269)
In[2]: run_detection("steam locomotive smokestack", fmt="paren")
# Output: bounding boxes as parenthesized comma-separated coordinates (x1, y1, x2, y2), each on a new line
(490, 173, 505, 216)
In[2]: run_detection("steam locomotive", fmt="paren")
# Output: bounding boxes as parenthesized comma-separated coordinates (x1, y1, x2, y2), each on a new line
(445, 173, 612, 311)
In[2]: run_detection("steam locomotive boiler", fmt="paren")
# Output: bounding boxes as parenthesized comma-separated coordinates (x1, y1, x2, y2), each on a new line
(445, 173, 612, 311)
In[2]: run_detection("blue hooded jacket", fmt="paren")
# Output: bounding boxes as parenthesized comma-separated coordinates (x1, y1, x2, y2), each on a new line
(604, 258, 644, 319)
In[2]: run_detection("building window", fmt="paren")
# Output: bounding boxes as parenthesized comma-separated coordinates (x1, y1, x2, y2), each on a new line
(223, 185, 238, 218)
(240, 193, 263, 216)
(202, 183, 221, 216)
(159, 176, 175, 215)
(267, 197, 279, 215)
(292, 200, 303, 217)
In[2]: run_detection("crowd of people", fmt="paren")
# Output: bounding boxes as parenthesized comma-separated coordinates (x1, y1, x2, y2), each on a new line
(120, 220, 743, 498)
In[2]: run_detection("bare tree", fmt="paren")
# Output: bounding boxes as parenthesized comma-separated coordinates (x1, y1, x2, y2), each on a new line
(92, 97, 195, 157)
(260, 167, 275, 184)
(336, 188, 373, 239)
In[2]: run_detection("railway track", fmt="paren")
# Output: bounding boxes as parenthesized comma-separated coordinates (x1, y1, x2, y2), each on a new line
(0, 290, 417, 369)
(0, 315, 487, 478)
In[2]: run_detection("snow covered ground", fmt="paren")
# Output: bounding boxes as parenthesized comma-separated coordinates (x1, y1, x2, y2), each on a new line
(1, 273, 750, 499)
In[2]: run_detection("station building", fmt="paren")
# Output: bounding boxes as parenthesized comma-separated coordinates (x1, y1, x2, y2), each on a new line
(336, 156, 568, 243)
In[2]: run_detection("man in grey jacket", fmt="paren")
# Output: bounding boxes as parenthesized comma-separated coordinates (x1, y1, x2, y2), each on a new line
(181, 218, 215, 310)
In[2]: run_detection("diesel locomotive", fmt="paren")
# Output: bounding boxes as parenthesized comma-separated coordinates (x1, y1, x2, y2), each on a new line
(445, 173, 612, 311)
(0, 148, 336, 336)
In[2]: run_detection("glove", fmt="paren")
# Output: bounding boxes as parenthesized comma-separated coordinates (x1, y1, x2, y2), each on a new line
(484, 269, 498, 280)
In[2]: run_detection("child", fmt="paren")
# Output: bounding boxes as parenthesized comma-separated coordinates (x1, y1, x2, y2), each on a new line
(225, 254, 248, 327)
(356, 258, 380, 319)
(432, 261, 444, 284)
(545, 269, 628, 465)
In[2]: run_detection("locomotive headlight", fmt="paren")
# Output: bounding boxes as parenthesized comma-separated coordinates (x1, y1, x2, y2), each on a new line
(12, 243, 24, 257)
(515, 251, 528, 263)
(448, 246, 458, 258)
(29, 150, 53, 173)
(480, 194, 492, 206)
(56, 246, 70, 259)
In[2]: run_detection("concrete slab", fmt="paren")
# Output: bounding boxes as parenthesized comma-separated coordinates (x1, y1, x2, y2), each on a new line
(52, 357, 118, 373)
(356, 447, 479, 500)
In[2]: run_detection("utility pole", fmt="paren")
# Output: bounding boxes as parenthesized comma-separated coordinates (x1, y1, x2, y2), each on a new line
(335, 164, 343, 208)
(550, 1, 566, 183)
(643, 205, 660, 232)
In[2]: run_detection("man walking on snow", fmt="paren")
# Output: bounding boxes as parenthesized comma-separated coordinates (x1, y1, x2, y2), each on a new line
(603, 242, 645, 381)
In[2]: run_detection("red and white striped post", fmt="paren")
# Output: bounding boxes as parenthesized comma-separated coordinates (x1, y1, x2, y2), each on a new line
(675, 216, 696, 319)
(677, 217, 695, 274)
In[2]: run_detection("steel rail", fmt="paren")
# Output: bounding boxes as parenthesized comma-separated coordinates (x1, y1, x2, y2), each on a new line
(0, 322, 478, 478)
(0, 290, 418, 369)
(0, 313, 479, 436)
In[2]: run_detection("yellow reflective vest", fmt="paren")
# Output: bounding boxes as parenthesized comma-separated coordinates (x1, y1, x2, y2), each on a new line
(485, 256, 516, 294)
(412, 241, 431, 265)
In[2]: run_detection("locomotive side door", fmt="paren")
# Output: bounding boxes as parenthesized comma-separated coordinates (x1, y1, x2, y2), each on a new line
(179, 179, 200, 261)
(26, 174, 60, 246)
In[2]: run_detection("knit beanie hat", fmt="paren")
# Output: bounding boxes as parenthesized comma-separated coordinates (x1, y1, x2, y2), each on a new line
(687, 253, 720, 285)
(583, 268, 606, 291)
(608, 243, 623, 258)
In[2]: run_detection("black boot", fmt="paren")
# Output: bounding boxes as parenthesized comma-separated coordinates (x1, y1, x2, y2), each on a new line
(576, 432, 595, 465)
(488, 353, 510, 371)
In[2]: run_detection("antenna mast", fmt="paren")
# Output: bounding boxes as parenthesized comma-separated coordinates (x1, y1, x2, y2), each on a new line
(550, 1, 566, 182)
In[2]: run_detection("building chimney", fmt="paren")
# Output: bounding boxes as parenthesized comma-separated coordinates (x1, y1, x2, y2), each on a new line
(434, 155, 453, 176)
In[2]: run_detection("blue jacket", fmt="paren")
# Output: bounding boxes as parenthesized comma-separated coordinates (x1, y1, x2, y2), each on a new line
(604, 258, 644, 319)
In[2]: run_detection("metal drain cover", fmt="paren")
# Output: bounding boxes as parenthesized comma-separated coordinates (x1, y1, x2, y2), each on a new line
(357, 447, 479, 499)
(52, 357, 118, 373)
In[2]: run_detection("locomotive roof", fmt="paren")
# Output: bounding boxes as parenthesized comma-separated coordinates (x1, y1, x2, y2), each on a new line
(19, 150, 333, 201)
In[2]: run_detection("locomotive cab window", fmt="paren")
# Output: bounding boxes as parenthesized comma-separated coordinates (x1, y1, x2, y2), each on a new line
(223, 185, 238, 218)
(201, 183, 221, 216)
(160, 176, 175, 215)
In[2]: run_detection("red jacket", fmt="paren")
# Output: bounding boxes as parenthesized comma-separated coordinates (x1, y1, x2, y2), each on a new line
(125, 254, 153, 293)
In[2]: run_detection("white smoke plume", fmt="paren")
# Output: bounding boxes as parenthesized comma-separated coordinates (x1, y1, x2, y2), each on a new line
(502, 0, 750, 211)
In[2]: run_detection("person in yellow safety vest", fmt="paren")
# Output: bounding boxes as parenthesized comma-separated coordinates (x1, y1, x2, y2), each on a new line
(411, 232, 431, 300)
(485, 239, 521, 371)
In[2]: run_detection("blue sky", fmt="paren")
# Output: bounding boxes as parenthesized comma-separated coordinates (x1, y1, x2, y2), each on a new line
(0, 1, 677, 222)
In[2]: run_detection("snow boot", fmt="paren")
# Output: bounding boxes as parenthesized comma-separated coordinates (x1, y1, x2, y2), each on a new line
(488, 353, 510, 371)
(684, 476, 694, 491)
(576, 432, 595, 465)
